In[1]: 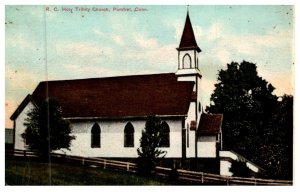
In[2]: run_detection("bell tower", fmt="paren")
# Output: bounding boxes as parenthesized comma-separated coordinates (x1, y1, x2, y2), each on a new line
(176, 10, 202, 118)
(176, 10, 202, 78)
(176, 9, 203, 158)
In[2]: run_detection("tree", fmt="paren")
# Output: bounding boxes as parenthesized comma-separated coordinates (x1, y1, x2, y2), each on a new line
(137, 116, 167, 175)
(207, 61, 293, 179)
(207, 61, 277, 154)
(22, 98, 75, 160)
(260, 95, 293, 179)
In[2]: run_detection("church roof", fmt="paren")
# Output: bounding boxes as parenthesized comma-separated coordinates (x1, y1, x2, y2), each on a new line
(10, 94, 37, 120)
(197, 113, 223, 134)
(177, 12, 201, 52)
(12, 73, 195, 120)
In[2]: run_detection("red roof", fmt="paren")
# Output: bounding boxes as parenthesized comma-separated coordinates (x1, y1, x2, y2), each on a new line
(197, 113, 223, 134)
(12, 73, 195, 120)
(177, 12, 201, 52)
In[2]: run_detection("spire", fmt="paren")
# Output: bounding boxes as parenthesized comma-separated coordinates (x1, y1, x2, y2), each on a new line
(177, 10, 201, 52)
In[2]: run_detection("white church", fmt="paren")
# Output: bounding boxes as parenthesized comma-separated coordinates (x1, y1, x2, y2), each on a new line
(10, 11, 263, 176)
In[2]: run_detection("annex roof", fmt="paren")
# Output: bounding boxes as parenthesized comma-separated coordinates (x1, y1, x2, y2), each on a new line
(197, 113, 223, 134)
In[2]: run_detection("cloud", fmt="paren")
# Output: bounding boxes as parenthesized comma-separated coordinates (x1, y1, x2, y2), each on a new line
(6, 35, 33, 49)
(5, 68, 44, 128)
(124, 41, 177, 69)
(93, 29, 105, 37)
(215, 47, 232, 65)
(207, 22, 224, 41)
(200, 78, 217, 107)
(64, 63, 155, 78)
(6, 67, 41, 90)
(173, 22, 183, 42)
(111, 34, 125, 46)
(134, 34, 159, 49)
(64, 64, 115, 77)
(193, 21, 294, 98)
(94, 29, 125, 46)
(258, 67, 294, 96)
(55, 42, 114, 57)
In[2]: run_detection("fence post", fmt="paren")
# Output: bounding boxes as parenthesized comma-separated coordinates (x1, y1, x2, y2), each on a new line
(104, 160, 106, 169)
(227, 178, 229, 186)
(127, 163, 130, 172)
(82, 157, 85, 165)
(201, 173, 204, 184)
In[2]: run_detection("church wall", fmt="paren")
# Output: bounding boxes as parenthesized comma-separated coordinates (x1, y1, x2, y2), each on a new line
(177, 75, 196, 82)
(185, 102, 196, 158)
(55, 119, 183, 158)
(196, 75, 203, 124)
(176, 75, 204, 159)
(197, 135, 217, 158)
(14, 101, 35, 150)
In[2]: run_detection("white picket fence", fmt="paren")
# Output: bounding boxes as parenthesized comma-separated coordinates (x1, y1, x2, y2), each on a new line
(6, 149, 292, 185)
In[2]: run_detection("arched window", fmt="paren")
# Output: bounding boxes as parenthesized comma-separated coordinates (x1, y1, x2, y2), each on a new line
(182, 53, 192, 69)
(124, 122, 134, 147)
(160, 121, 170, 147)
(91, 123, 101, 148)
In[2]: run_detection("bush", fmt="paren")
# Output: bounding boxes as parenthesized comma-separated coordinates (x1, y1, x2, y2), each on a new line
(229, 159, 252, 177)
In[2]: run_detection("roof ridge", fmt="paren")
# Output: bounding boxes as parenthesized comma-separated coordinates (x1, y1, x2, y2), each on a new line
(39, 72, 176, 83)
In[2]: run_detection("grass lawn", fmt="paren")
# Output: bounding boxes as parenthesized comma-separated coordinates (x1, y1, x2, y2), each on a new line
(5, 157, 175, 185)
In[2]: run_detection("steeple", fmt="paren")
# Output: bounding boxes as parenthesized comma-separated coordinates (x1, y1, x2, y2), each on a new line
(175, 8, 204, 159)
(177, 11, 201, 52)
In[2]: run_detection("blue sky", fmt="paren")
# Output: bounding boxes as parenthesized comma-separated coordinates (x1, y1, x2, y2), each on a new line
(5, 5, 294, 128)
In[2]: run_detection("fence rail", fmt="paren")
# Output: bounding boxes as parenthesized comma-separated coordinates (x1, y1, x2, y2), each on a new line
(6, 149, 292, 186)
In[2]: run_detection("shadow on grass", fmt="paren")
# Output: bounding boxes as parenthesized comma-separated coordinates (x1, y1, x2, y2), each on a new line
(5, 156, 186, 185)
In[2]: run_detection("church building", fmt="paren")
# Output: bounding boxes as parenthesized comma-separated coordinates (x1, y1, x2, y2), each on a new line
(11, 11, 225, 173)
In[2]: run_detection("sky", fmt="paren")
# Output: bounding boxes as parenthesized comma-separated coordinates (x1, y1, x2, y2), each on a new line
(5, 5, 294, 128)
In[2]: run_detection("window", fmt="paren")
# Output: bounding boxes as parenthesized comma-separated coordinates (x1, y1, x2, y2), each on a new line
(124, 122, 134, 147)
(160, 121, 170, 147)
(182, 53, 192, 69)
(91, 123, 101, 148)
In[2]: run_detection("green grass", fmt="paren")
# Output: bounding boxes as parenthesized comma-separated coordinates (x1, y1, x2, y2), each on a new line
(5, 157, 174, 185)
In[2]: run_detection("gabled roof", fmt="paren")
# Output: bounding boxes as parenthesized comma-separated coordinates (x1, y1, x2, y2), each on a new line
(177, 12, 201, 52)
(12, 73, 195, 120)
(10, 94, 37, 120)
(197, 113, 223, 134)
